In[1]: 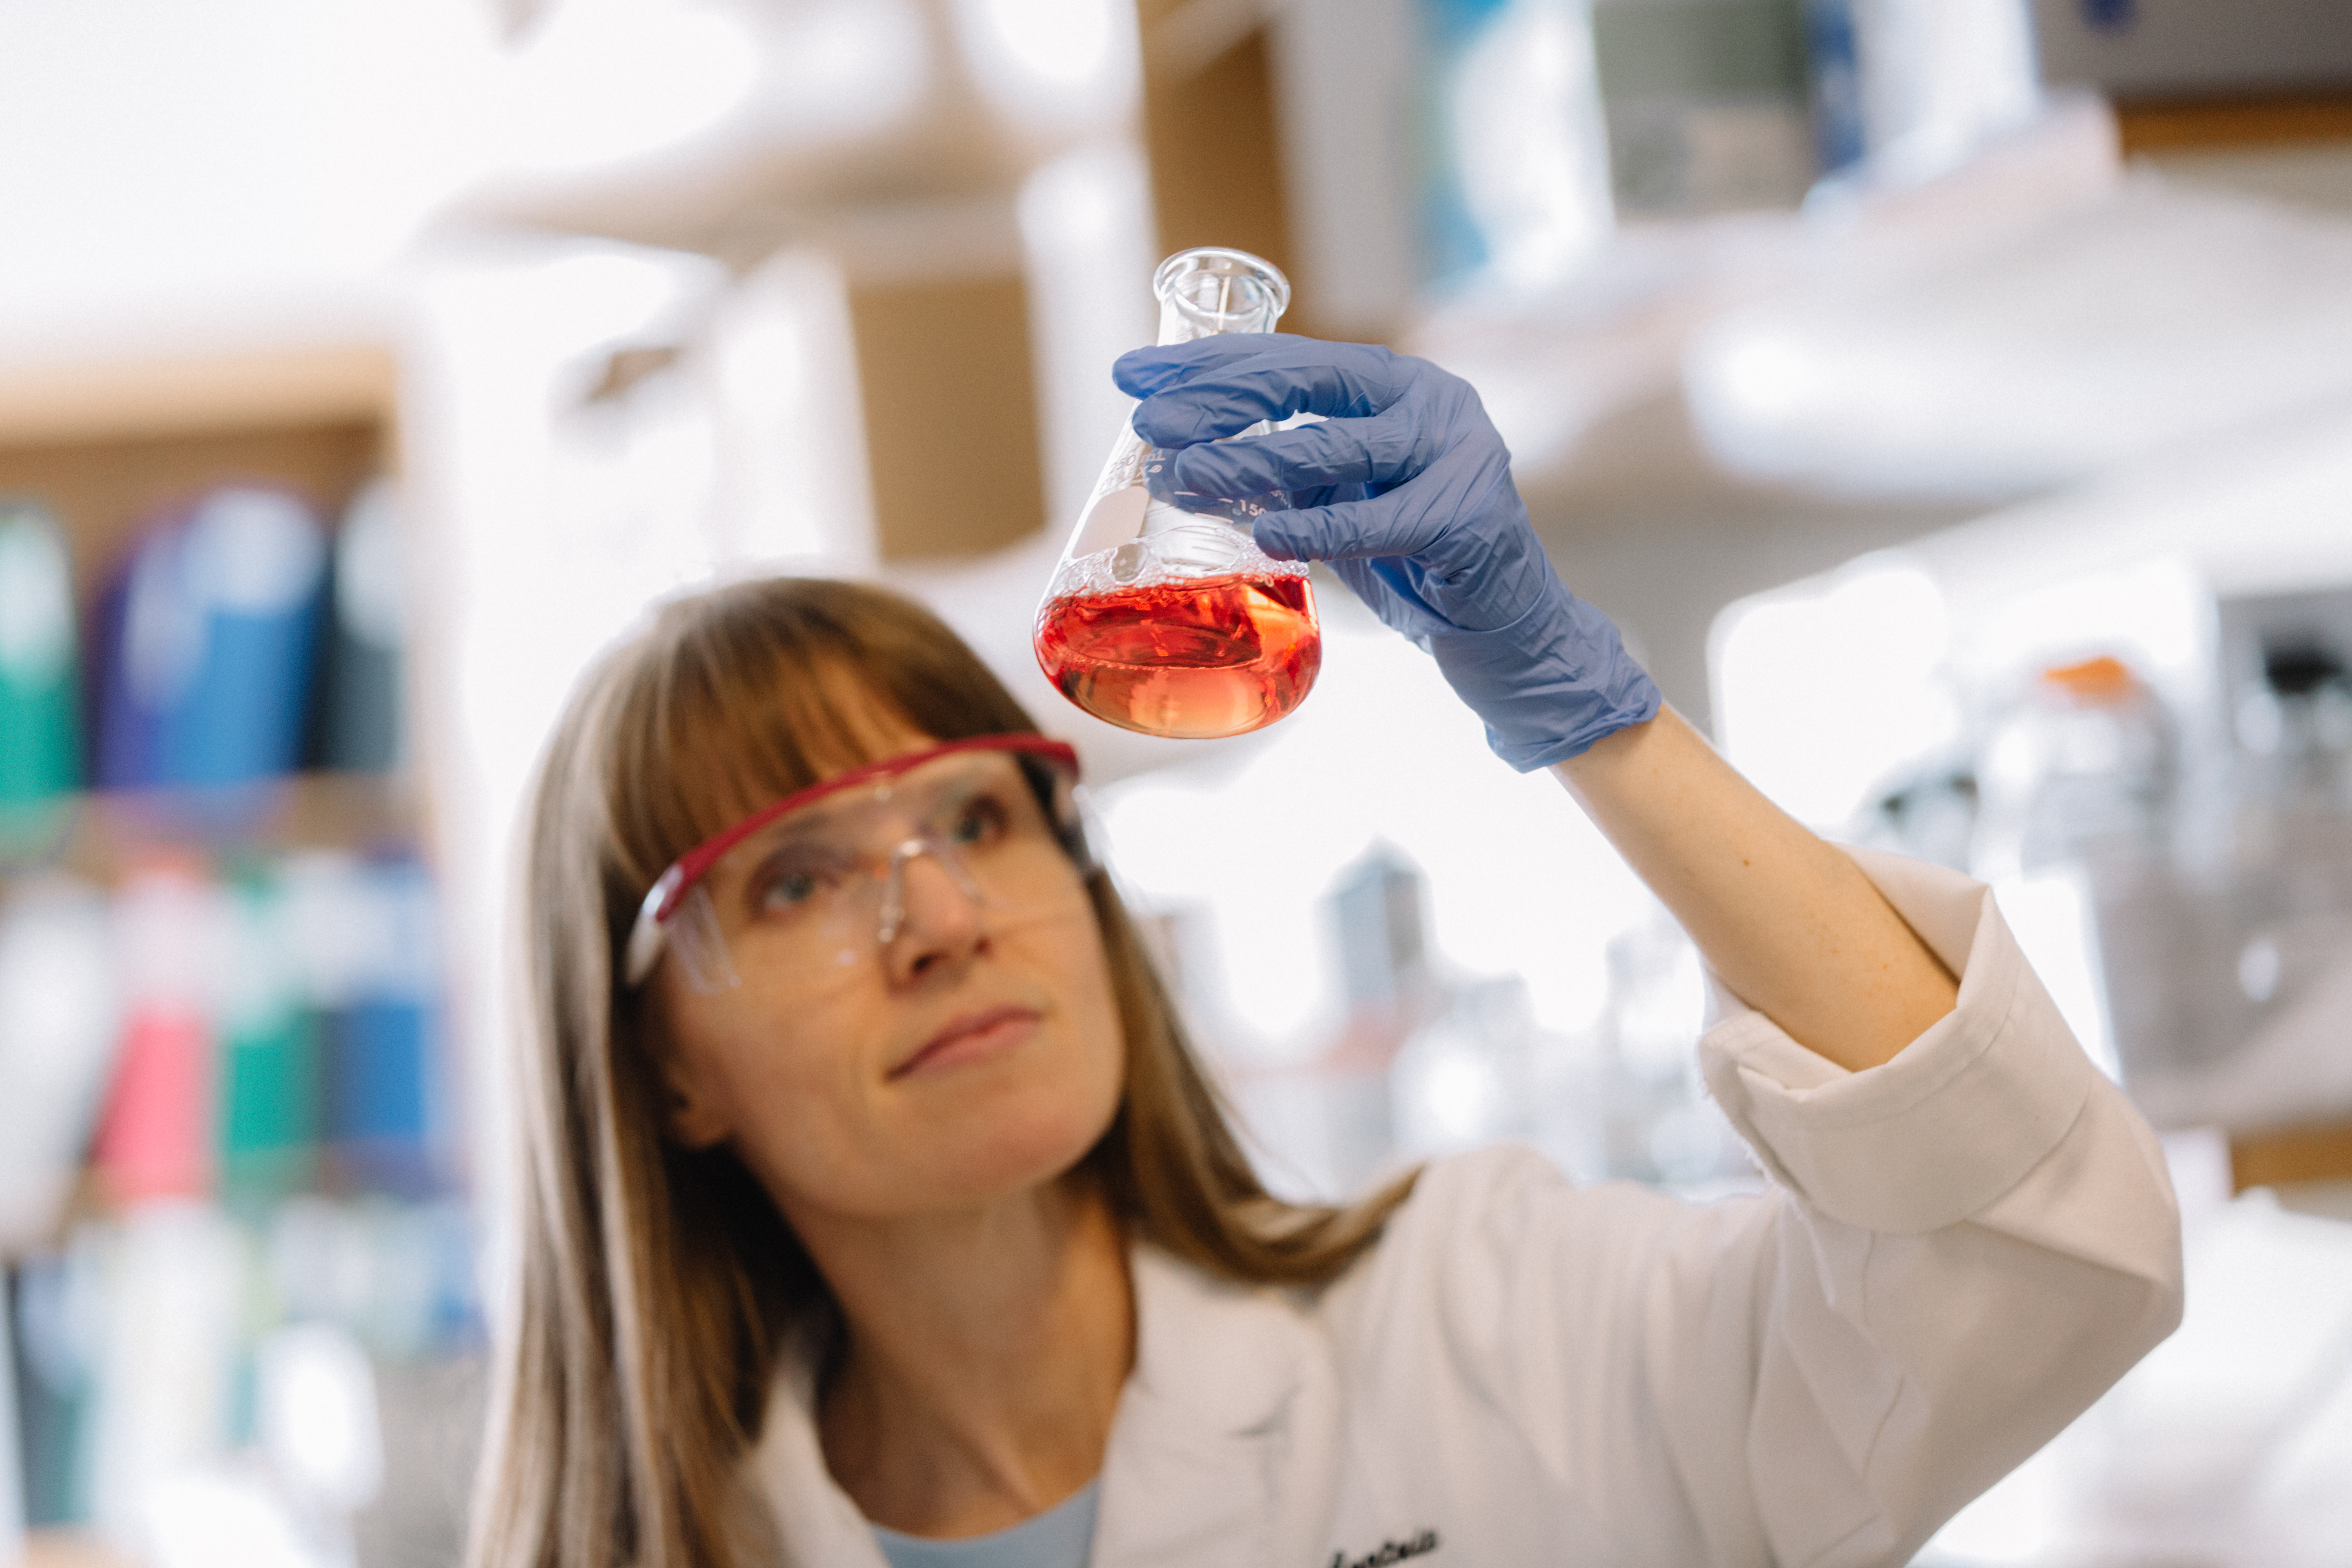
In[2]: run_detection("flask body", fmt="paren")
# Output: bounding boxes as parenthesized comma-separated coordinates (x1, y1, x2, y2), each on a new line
(1034, 248, 1320, 739)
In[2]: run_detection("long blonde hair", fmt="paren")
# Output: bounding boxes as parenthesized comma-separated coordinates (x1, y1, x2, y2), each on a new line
(470, 577, 1415, 1568)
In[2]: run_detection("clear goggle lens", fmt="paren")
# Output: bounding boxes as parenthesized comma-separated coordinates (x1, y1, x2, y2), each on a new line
(626, 742, 1089, 996)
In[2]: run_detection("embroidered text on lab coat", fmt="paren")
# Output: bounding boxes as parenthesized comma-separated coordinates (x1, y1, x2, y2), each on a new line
(1327, 1528, 1439, 1568)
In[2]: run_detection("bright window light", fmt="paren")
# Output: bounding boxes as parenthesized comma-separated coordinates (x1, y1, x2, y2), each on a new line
(957, 0, 1136, 130)
(1713, 557, 1960, 828)
(503, 0, 762, 170)
(258, 1323, 384, 1512)
(985, 0, 1113, 86)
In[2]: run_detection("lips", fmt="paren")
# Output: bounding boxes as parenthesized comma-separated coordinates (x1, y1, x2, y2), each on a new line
(891, 1004, 1041, 1079)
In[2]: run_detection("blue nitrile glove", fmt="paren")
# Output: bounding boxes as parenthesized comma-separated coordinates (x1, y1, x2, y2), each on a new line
(1116, 334, 1661, 770)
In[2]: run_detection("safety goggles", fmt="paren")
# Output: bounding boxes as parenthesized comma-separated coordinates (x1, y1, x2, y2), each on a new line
(622, 735, 1087, 995)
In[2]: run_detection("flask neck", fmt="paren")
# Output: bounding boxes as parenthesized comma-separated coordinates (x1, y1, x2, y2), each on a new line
(1152, 247, 1290, 345)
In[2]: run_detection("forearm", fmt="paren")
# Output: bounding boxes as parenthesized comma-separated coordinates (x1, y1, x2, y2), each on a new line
(1553, 708, 1956, 1072)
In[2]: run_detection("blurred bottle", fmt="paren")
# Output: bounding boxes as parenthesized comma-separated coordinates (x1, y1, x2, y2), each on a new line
(89, 514, 189, 789)
(286, 853, 444, 1196)
(90, 861, 220, 1204)
(1971, 655, 2186, 1087)
(333, 858, 443, 1196)
(0, 877, 122, 1250)
(168, 488, 328, 786)
(1418, 0, 1615, 290)
(0, 504, 81, 848)
(1575, 913, 1744, 1186)
(1862, 762, 1978, 872)
(313, 479, 404, 774)
(82, 1204, 242, 1544)
(1330, 842, 1431, 1014)
(1971, 655, 2176, 882)
(256, 1321, 382, 1562)
(2236, 639, 2352, 815)
(1235, 846, 1435, 1200)
(2, 1259, 23, 1561)
(1804, 0, 2040, 186)
(215, 864, 318, 1209)
(12, 1237, 103, 1527)
(2220, 635, 2352, 1058)
(1390, 976, 1540, 1160)
(92, 489, 328, 791)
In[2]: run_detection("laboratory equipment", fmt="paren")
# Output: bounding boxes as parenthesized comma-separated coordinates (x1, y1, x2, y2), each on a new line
(1971, 654, 2177, 881)
(1033, 247, 1322, 739)
(1118, 333, 1660, 768)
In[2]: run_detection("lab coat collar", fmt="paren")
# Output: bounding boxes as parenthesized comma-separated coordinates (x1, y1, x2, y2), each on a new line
(742, 1241, 1339, 1567)
(1092, 1244, 1341, 1566)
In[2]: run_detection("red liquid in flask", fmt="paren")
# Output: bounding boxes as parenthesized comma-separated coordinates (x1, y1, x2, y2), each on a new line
(1035, 571, 1321, 739)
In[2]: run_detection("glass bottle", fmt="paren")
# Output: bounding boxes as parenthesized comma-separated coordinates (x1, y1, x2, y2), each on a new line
(1032, 247, 1321, 739)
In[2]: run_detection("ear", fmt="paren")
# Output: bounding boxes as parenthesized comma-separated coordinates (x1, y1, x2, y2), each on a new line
(642, 988, 733, 1150)
(664, 1073, 731, 1150)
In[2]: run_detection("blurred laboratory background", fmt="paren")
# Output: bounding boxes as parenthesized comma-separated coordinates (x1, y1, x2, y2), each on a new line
(5, 0, 2352, 1564)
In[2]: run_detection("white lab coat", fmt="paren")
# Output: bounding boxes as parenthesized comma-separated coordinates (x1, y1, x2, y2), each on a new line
(741, 849, 2184, 1567)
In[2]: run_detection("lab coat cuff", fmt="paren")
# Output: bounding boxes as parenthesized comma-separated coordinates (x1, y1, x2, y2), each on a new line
(1699, 847, 2099, 1236)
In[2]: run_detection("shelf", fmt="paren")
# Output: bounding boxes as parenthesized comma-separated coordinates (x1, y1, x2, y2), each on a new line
(2116, 90, 2352, 156)
(0, 343, 396, 449)
(23, 1530, 136, 1568)
(4, 771, 425, 886)
(2232, 1118, 2352, 1192)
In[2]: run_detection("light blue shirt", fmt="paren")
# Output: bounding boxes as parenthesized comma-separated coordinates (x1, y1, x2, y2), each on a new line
(871, 1480, 1099, 1568)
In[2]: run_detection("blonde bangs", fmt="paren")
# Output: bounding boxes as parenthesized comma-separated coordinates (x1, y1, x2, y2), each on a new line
(596, 579, 1041, 911)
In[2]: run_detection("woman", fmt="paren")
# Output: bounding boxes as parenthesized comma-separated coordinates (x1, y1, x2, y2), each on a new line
(471, 337, 2181, 1568)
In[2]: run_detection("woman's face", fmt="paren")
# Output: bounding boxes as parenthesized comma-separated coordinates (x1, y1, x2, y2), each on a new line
(649, 714, 1127, 1232)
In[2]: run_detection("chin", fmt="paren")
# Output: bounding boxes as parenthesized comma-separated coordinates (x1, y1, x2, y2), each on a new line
(922, 1074, 1120, 1205)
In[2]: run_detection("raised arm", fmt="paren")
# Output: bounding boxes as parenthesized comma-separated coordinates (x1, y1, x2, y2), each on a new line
(1557, 708, 1953, 1070)
(1125, 336, 2178, 1564)
(1121, 334, 1951, 1069)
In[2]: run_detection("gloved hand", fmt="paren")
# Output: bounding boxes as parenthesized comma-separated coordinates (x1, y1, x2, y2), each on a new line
(1116, 334, 1661, 770)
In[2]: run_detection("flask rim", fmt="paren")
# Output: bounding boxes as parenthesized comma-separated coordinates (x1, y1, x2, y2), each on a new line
(1152, 247, 1291, 331)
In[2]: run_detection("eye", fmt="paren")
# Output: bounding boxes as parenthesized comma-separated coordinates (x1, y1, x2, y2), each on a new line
(947, 793, 1011, 849)
(750, 851, 848, 915)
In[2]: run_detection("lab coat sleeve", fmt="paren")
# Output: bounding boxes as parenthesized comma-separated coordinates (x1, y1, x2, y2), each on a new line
(1392, 849, 2182, 1568)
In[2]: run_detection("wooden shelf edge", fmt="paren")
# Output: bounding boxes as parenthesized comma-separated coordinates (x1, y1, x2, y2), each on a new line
(2231, 1118, 2352, 1193)
(2116, 89, 2352, 156)
(0, 343, 398, 449)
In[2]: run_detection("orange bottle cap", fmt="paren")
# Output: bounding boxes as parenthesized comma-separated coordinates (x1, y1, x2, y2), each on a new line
(2041, 655, 2135, 702)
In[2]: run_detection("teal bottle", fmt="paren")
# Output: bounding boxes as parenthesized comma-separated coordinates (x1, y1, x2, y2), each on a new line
(216, 864, 319, 1207)
(0, 504, 80, 846)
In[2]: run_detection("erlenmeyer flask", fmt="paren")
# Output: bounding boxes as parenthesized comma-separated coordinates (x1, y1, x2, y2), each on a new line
(1033, 247, 1320, 739)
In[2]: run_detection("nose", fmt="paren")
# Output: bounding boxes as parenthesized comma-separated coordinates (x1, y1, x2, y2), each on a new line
(881, 840, 987, 983)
